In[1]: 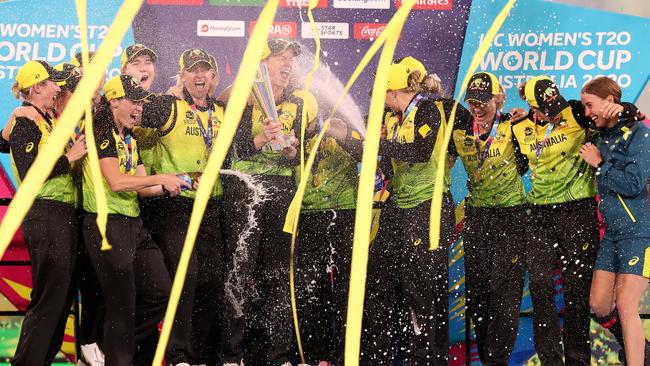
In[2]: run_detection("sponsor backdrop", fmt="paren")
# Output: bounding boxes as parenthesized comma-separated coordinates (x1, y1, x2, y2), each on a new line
(0, 0, 648, 364)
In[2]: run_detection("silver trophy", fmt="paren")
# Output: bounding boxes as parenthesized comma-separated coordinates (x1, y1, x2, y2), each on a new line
(252, 63, 295, 151)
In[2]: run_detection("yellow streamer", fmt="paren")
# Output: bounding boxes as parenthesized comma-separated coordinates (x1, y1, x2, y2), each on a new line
(617, 193, 637, 222)
(299, 0, 321, 173)
(345, 3, 415, 364)
(75, 0, 111, 251)
(0, 0, 142, 260)
(151, 1, 280, 364)
(429, 0, 516, 250)
(287, 0, 323, 362)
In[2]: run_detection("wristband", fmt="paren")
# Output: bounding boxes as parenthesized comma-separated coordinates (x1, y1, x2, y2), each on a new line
(597, 160, 605, 168)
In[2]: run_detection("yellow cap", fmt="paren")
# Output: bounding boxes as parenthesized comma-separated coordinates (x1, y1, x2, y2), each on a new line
(15, 60, 70, 90)
(104, 74, 153, 102)
(386, 63, 411, 91)
(121, 44, 157, 68)
(524, 75, 568, 117)
(397, 56, 426, 83)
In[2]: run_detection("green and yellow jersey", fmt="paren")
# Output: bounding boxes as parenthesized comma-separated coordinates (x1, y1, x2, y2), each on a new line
(9, 103, 77, 206)
(230, 89, 318, 177)
(512, 106, 595, 205)
(452, 113, 526, 208)
(381, 97, 471, 209)
(299, 132, 361, 212)
(82, 124, 141, 217)
(141, 89, 224, 198)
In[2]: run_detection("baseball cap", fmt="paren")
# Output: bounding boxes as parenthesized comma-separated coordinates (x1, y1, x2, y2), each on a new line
(70, 51, 96, 68)
(395, 56, 426, 83)
(386, 63, 411, 91)
(121, 44, 157, 68)
(464, 72, 500, 103)
(54, 63, 82, 92)
(208, 54, 220, 78)
(104, 74, 153, 102)
(261, 38, 301, 60)
(15, 60, 71, 90)
(179, 48, 213, 72)
(524, 76, 569, 118)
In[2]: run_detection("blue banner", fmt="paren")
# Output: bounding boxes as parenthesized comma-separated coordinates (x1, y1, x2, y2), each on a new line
(0, 0, 135, 185)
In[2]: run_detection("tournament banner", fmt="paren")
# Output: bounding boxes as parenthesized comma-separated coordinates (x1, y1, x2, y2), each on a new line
(455, 1, 650, 364)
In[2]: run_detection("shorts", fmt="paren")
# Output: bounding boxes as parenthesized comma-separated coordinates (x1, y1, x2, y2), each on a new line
(594, 236, 650, 277)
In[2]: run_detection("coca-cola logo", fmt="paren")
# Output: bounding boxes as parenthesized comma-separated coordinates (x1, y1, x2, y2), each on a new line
(354, 23, 386, 40)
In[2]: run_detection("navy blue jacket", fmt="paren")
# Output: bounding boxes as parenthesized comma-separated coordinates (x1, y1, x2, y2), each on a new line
(597, 119, 650, 240)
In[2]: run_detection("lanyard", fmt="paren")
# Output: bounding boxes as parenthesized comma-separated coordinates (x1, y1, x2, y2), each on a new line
(119, 133, 133, 171)
(392, 93, 425, 142)
(190, 104, 213, 153)
(472, 112, 501, 177)
(531, 115, 555, 179)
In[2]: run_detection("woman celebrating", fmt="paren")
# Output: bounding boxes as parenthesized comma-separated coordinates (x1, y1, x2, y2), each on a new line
(221, 38, 317, 366)
(453, 72, 528, 364)
(138, 47, 226, 365)
(9, 60, 85, 366)
(580, 76, 649, 366)
(365, 62, 469, 365)
(82, 74, 188, 365)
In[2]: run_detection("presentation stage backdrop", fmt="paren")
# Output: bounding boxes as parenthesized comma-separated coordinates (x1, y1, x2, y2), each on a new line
(0, 0, 649, 364)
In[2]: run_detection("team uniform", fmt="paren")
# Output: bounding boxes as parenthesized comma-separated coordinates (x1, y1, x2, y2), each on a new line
(221, 88, 317, 366)
(452, 107, 528, 364)
(594, 118, 650, 275)
(367, 95, 464, 365)
(81, 116, 171, 366)
(294, 129, 362, 365)
(9, 102, 79, 366)
(139, 88, 226, 365)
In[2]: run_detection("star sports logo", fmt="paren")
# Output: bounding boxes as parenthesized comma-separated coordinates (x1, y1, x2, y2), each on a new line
(197, 20, 245, 37)
(301, 22, 349, 39)
(250, 21, 297, 38)
(395, 0, 452, 10)
(354, 23, 386, 40)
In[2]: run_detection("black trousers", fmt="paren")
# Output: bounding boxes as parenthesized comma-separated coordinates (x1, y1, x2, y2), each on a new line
(464, 205, 526, 366)
(295, 209, 355, 365)
(189, 199, 226, 365)
(221, 174, 295, 366)
(147, 196, 225, 364)
(83, 213, 171, 366)
(363, 195, 454, 366)
(527, 198, 599, 366)
(12, 200, 78, 366)
(76, 228, 104, 347)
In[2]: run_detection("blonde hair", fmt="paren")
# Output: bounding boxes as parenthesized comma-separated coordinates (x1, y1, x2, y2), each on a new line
(11, 82, 29, 100)
(405, 71, 445, 97)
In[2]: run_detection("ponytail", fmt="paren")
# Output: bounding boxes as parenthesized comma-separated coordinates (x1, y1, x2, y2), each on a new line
(405, 71, 446, 97)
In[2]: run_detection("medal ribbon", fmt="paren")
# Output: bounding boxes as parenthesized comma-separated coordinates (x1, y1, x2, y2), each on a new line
(190, 104, 213, 153)
(472, 112, 501, 176)
(391, 93, 425, 142)
(119, 132, 133, 171)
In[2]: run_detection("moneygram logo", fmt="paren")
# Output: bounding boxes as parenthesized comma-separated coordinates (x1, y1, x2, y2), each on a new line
(301, 22, 349, 39)
(333, 0, 389, 9)
(197, 20, 245, 37)
(280, 0, 328, 7)
(249, 21, 297, 38)
(354, 23, 386, 40)
(395, 0, 452, 10)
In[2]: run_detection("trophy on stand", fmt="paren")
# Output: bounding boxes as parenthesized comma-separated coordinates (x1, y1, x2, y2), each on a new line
(252, 63, 295, 151)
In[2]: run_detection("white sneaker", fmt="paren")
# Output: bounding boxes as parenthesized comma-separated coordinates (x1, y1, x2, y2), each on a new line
(223, 361, 244, 366)
(80, 343, 105, 366)
(76, 360, 89, 366)
(172, 363, 190, 366)
(281, 363, 292, 366)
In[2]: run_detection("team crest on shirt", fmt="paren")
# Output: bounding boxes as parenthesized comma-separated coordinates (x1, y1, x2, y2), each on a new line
(523, 126, 535, 143)
(184, 111, 196, 125)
